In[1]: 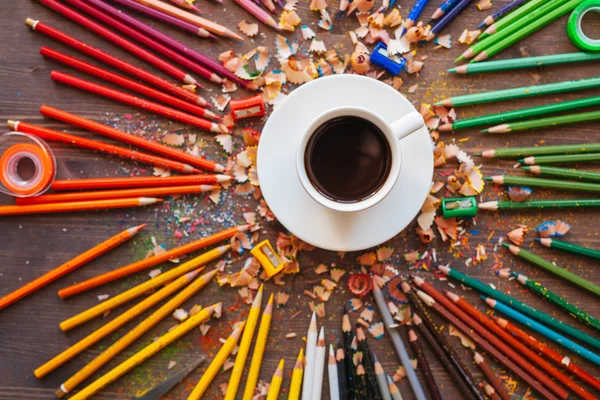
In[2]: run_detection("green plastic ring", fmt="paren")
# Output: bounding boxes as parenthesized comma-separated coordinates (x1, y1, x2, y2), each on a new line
(568, 0, 600, 51)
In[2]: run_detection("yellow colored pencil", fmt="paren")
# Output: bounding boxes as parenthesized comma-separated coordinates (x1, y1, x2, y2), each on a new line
(56, 270, 217, 396)
(266, 359, 285, 400)
(242, 293, 274, 400)
(187, 321, 246, 400)
(224, 285, 264, 400)
(288, 348, 304, 400)
(69, 303, 220, 400)
(59, 245, 229, 331)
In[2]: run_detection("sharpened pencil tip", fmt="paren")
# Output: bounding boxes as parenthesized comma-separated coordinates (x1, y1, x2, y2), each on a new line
(483, 177, 492, 181)
(480, 128, 489, 133)
(473, 152, 481, 156)
(454, 56, 464, 64)
(447, 68, 457, 73)
(434, 101, 443, 106)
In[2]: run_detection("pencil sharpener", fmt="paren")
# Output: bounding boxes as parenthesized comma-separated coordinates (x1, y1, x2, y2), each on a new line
(370, 43, 406, 76)
(250, 239, 285, 277)
(229, 94, 266, 121)
(441, 196, 477, 218)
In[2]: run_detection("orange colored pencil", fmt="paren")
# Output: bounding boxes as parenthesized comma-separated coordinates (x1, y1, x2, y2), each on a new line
(8, 121, 199, 174)
(0, 225, 144, 310)
(0, 197, 161, 217)
(58, 224, 250, 298)
(16, 185, 218, 205)
(40, 105, 226, 173)
(52, 174, 231, 191)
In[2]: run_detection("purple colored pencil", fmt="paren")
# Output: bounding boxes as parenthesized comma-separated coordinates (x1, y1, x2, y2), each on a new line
(477, 0, 529, 28)
(431, 0, 474, 35)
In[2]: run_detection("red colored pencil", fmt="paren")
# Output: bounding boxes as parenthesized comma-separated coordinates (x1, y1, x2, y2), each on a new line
(8, 120, 199, 174)
(40, 105, 226, 172)
(473, 352, 511, 400)
(64, 0, 221, 86)
(25, 19, 206, 106)
(50, 71, 225, 134)
(40, 47, 219, 120)
(52, 175, 231, 191)
(38, 0, 196, 85)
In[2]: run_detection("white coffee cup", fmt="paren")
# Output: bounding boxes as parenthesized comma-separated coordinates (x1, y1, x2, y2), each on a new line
(296, 106, 425, 213)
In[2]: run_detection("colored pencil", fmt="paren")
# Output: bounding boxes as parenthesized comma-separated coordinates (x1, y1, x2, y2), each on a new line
(50, 72, 223, 133)
(447, 291, 594, 400)
(25, 19, 205, 105)
(479, 143, 600, 158)
(224, 286, 264, 400)
(485, 297, 600, 366)
(0, 197, 160, 217)
(416, 290, 561, 400)
(387, 375, 403, 400)
(266, 359, 285, 400)
(52, 175, 230, 192)
(412, 276, 568, 400)
(537, 237, 600, 261)
(408, 329, 441, 400)
(476, 0, 529, 29)
(233, 0, 280, 30)
(136, 357, 206, 400)
(168, 0, 201, 12)
(371, 277, 427, 400)
(436, 264, 600, 350)
(479, 199, 600, 210)
(430, 0, 474, 35)
(41, 106, 225, 172)
(58, 226, 242, 300)
(479, 0, 548, 38)
(450, 52, 600, 74)
(372, 353, 391, 400)
(56, 246, 225, 330)
(514, 272, 600, 330)
(242, 294, 274, 400)
(0, 225, 143, 311)
(523, 165, 600, 182)
(473, 352, 510, 400)
(430, 0, 461, 21)
(484, 110, 600, 133)
(521, 153, 600, 165)
(486, 175, 600, 193)
(68, 304, 218, 400)
(260, 0, 277, 13)
(485, 384, 500, 400)
(328, 345, 341, 400)
(188, 321, 246, 399)
(53, 273, 215, 394)
(40, 47, 219, 120)
(400, 0, 430, 37)
(288, 348, 304, 400)
(38, 0, 195, 84)
(133, 0, 244, 40)
(335, 346, 347, 400)
(435, 77, 600, 107)
(356, 327, 382, 399)
(495, 317, 600, 391)
(342, 307, 356, 400)
(354, 363, 368, 398)
(301, 312, 318, 400)
(8, 120, 198, 174)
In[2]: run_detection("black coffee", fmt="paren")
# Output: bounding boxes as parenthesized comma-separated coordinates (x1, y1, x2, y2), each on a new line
(304, 116, 392, 203)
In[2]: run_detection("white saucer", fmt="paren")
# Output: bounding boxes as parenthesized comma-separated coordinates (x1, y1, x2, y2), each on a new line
(257, 75, 433, 252)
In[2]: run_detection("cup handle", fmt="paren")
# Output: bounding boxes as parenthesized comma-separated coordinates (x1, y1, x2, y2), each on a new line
(390, 111, 425, 141)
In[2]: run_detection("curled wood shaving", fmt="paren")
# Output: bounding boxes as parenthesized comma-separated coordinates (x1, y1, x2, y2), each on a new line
(330, 268, 346, 282)
(275, 291, 290, 306)
(314, 263, 329, 274)
(347, 298, 363, 311)
(238, 20, 258, 37)
(449, 324, 476, 349)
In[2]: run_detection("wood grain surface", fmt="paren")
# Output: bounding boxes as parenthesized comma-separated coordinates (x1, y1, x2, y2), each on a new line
(0, 0, 599, 399)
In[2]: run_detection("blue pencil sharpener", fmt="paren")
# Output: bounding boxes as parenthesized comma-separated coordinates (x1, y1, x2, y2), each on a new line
(370, 43, 406, 76)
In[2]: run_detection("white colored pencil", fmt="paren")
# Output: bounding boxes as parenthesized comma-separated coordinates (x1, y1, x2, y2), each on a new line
(311, 326, 326, 400)
(301, 312, 318, 400)
(328, 344, 340, 400)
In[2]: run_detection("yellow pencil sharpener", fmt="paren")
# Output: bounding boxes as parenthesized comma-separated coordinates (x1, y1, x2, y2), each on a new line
(250, 240, 285, 278)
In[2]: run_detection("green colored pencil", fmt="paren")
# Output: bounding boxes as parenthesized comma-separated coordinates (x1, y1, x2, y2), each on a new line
(478, 143, 600, 158)
(537, 237, 600, 260)
(486, 175, 600, 192)
(521, 153, 600, 165)
(523, 165, 600, 183)
(435, 76, 600, 107)
(513, 272, 600, 330)
(477, 0, 550, 40)
(440, 96, 600, 131)
(478, 198, 600, 210)
(472, 0, 583, 62)
(483, 110, 600, 133)
(449, 52, 600, 74)
(436, 264, 600, 350)
(503, 242, 600, 297)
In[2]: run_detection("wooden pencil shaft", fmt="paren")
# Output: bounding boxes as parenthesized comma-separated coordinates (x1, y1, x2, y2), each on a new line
(0, 197, 156, 216)
(478, 0, 535, 28)
(525, 166, 600, 182)
(525, 152, 600, 164)
(486, 143, 600, 158)
(474, 355, 511, 400)
(430, 0, 474, 34)
(336, 352, 348, 400)
(495, 110, 600, 132)
(52, 175, 226, 191)
(490, 175, 600, 192)
(242, 297, 273, 400)
(342, 313, 356, 400)
(454, 52, 600, 74)
(233, 0, 279, 30)
(409, 331, 442, 400)
(356, 333, 382, 399)
(495, 199, 600, 209)
(486, 0, 548, 33)
(543, 238, 600, 260)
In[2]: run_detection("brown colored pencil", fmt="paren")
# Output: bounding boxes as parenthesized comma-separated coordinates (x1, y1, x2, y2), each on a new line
(408, 329, 441, 400)
(52, 174, 230, 191)
(485, 384, 500, 400)
(473, 352, 510, 400)
(0, 197, 161, 217)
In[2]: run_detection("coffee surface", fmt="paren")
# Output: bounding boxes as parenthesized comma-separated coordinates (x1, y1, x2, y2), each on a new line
(304, 116, 392, 203)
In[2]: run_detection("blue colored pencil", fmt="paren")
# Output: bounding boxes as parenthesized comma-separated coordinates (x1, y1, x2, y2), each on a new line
(484, 297, 600, 366)
(400, 0, 431, 37)
(431, 0, 474, 35)
(429, 0, 462, 22)
(477, 0, 529, 29)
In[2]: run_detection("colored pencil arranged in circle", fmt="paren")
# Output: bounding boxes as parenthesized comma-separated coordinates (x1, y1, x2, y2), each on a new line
(68, 304, 219, 400)
(486, 175, 600, 193)
(473, 352, 511, 400)
(436, 76, 600, 107)
(52, 175, 230, 192)
(335, 346, 348, 400)
(450, 52, 600, 74)
(289, 348, 304, 400)
(409, 329, 442, 400)
(400, 0, 430, 37)
(233, 0, 280, 31)
(168, 0, 201, 12)
(50, 71, 222, 133)
(0, 197, 160, 217)
(328, 345, 341, 400)
(436, 264, 600, 350)
(372, 353, 391, 400)
(537, 237, 600, 260)
(38, 0, 196, 85)
(484, 297, 600, 366)
(483, 110, 600, 133)
(8, 120, 199, 174)
(495, 317, 600, 391)
(479, 0, 548, 39)
(430, 0, 462, 21)
(356, 327, 382, 399)
(430, 0, 474, 35)
(25, 19, 206, 105)
(521, 153, 600, 165)
(477, 0, 529, 29)
(478, 142, 600, 158)
(523, 165, 600, 182)
(266, 359, 285, 400)
(0, 225, 143, 311)
(478, 198, 600, 210)
(514, 272, 600, 330)
(342, 307, 356, 400)
(51, 273, 215, 393)
(40, 106, 225, 173)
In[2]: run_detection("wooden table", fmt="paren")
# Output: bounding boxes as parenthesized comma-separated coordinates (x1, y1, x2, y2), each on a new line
(1, 1, 598, 399)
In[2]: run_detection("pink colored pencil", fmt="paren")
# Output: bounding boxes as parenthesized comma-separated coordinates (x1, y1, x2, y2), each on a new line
(168, 0, 202, 12)
(233, 0, 280, 30)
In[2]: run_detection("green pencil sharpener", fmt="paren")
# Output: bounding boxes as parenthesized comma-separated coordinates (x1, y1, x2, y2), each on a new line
(442, 196, 477, 218)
